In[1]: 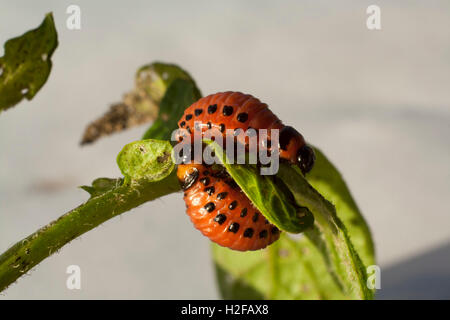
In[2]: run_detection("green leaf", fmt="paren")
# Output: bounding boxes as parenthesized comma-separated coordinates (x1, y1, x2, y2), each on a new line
(278, 163, 373, 299)
(117, 139, 175, 183)
(0, 12, 58, 112)
(0, 139, 180, 292)
(142, 78, 201, 140)
(212, 146, 374, 300)
(136, 62, 200, 104)
(306, 147, 375, 267)
(205, 141, 314, 233)
(212, 234, 346, 300)
(80, 177, 123, 198)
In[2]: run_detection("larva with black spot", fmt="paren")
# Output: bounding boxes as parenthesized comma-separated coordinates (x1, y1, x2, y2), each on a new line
(176, 92, 314, 251)
(177, 162, 280, 251)
(177, 91, 315, 174)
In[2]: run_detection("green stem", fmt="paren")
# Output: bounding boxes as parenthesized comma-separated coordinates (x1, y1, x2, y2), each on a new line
(0, 171, 180, 292)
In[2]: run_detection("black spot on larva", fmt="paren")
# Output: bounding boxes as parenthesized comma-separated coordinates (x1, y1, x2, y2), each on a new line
(271, 226, 280, 234)
(194, 109, 203, 116)
(208, 104, 217, 114)
(237, 112, 248, 122)
(219, 124, 225, 132)
(240, 208, 248, 217)
(223, 105, 234, 116)
(252, 212, 259, 222)
(264, 218, 269, 224)
(217, 192, 228, 200)
(229, 200, 238, 210)
(279, 126, 299, 151)
(200, 177, 210, 186)
(207, 122, 212, 129)
(225, 179, 239, 189)
(203, 170, 210, 176)
(214, 213, 227, 225)
(204, 202, 215, 212)
(243, 228, 254, 238)
(181, 168, 199, 190)
(297, 145, 316, 174)
(259, 230, 268, 238)
(186, 114, 193, 121)
(228, 222, 240, 233)
(204, 186, 215, 196)
(180, 121, 186, 127)
(179, 145, 193, 163)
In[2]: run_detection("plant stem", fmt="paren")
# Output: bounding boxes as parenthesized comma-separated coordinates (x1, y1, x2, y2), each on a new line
(0, 171, 180, 292)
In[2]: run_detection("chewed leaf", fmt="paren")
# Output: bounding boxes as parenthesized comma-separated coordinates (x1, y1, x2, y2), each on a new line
(80, 177, 123, 198)
(142, 78, 201, 140)
(117, 139, 174, 182)
(0, 13, 58, 112)
(205, 140, 314, 234)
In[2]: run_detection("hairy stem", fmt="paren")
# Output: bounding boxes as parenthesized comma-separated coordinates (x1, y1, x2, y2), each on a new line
(0, 171, 180, 292)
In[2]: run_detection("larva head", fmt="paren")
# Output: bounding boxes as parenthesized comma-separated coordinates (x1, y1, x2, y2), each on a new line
(296, 144, 315, 175)
(177, 163, 203, 190)
(278, 126, 315, 175)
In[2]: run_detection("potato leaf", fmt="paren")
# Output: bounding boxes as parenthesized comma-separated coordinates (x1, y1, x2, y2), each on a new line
(212, 146, 375, 300)
(117, 139, 175, 183)
(0, 13, 58, 112)
(212, 233, 347, 300)
(306, 147, 375, 267)
(142, 78, 201, 140)
(136, 62, 200, 104)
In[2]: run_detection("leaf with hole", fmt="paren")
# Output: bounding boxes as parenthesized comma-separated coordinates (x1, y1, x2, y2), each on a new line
(0, 13, 58, 112)
(117, 139, 175, 183)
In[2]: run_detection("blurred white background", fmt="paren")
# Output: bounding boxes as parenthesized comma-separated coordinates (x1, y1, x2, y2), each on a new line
(0, 0, 449, 299)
